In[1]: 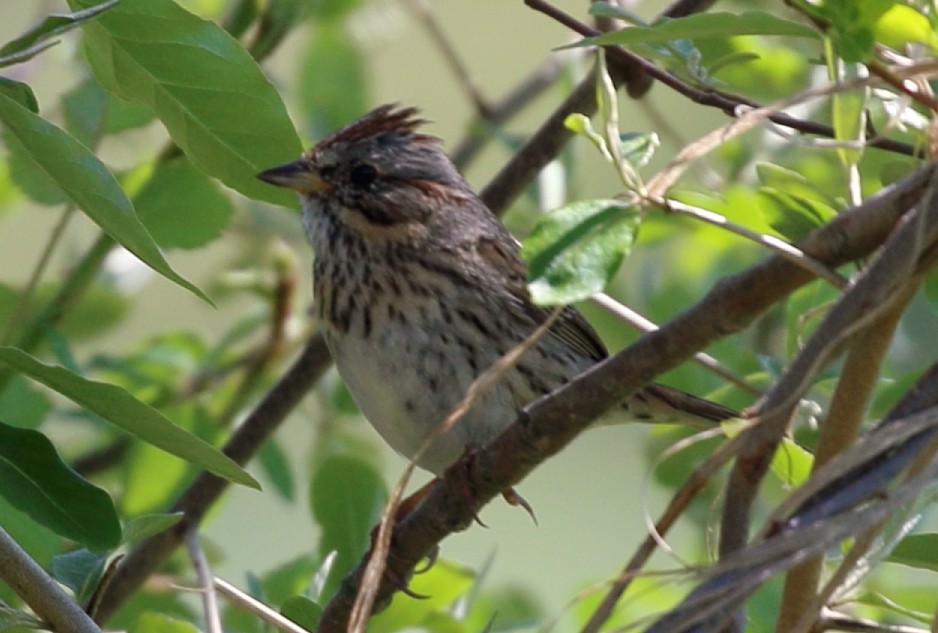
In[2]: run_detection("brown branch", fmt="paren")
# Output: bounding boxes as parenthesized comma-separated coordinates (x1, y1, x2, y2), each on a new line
(93, 333, 333, 624)
(776, 283, 915, 633)
(314, 161, 935, 633)
(717, 169, 938, 625)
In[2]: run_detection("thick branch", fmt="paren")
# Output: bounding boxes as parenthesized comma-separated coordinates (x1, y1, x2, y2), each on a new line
(315, 162, 935, 633)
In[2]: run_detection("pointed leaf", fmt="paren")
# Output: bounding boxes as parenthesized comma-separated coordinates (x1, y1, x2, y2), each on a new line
(0, 420, 121, 549)
(69, 0, 302, 206)
(569, 10, 819, 49)
(0, 347, 259, 490)
(281, 595, 322, 631)
(0, 92, 208, 302)
(51, 549, 109, 604)
(121, 512, 183, 544)
(887, 534, 938, 572)
(521, 199, 641, 305)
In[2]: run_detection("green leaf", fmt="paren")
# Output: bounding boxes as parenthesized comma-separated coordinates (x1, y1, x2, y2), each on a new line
(0, 92, 209, 302)
(0, 78, 38, 113)
(372, 560, 475, 632)
(134, 612, 200, 633)
(281, 595, 322, 631)
(887, 534, 938, 572)
(259, 438, 295, 501)
(134, 157, 233, 249)
(121, 512, 183, 544)
(757, 188, 837, 241)
(0, 419, 121, 549)
(262, 555, 318, 604)
(521, 200, 641, 305)
(0, 347, 259, 490)
(0, 0, 122, 62)
(569, 10, 819, 49)
(310, 454, 386, 600)
(755, 163, 842, 208)
(51, 548, 109, 605)
(0, 374, 51, 429)
(769, 436, 813, 487)
(69, 0, 303, 207)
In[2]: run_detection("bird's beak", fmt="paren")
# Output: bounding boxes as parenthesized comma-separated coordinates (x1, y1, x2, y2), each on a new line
(257, 159, 331, 194)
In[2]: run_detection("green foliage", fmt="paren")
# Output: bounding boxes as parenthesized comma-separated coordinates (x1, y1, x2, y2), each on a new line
(0, 420, 121, 549)
(0, 1, 935, 633)
(522, 199, 641, 305)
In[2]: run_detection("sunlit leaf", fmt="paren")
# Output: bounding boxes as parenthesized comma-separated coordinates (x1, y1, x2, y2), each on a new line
(133, 612, 200, 633)
(0, 347, 259, 490)
(134, 157, 233, 249)
(887, 534, 938, 572)
(121, 513, 183, 544)
(569, 10, 818, 49)
(68, 0, 303, 206)
(522, 199, 641, 305)
(0, 420, 121, 549)
(0, 92, 208, 302)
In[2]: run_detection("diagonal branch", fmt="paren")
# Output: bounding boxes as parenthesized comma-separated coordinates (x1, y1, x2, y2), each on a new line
(314, 161, 935, 633)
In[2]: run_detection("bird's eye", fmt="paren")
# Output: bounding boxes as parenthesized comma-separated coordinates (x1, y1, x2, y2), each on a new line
(349, 163, 378, 188)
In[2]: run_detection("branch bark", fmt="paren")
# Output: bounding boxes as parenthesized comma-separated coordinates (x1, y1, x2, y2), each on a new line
(314, 162, 936, 633)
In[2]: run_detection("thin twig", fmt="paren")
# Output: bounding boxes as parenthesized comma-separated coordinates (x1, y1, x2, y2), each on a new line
(214, 577, 312, 633)
(185, 529, 223, 633)
(658, 198, 849, 289)
(589, 292, 763, 396)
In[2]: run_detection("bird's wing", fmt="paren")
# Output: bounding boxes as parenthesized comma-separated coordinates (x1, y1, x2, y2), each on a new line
(475, 235, 607, 363)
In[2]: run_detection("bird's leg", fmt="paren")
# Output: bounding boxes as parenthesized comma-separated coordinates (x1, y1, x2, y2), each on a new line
(453, 444, 538, 526)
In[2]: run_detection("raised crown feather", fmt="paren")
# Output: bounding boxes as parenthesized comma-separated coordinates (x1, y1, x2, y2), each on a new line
(308, 104, 439, 159)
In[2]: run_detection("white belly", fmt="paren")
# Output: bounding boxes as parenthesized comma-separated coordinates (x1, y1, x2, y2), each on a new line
(325, 321, 519, 476)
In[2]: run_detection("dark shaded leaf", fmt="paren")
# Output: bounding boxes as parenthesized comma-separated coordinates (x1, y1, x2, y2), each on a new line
(0, 420, 121, 549)
(0, 78, 38, 112)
